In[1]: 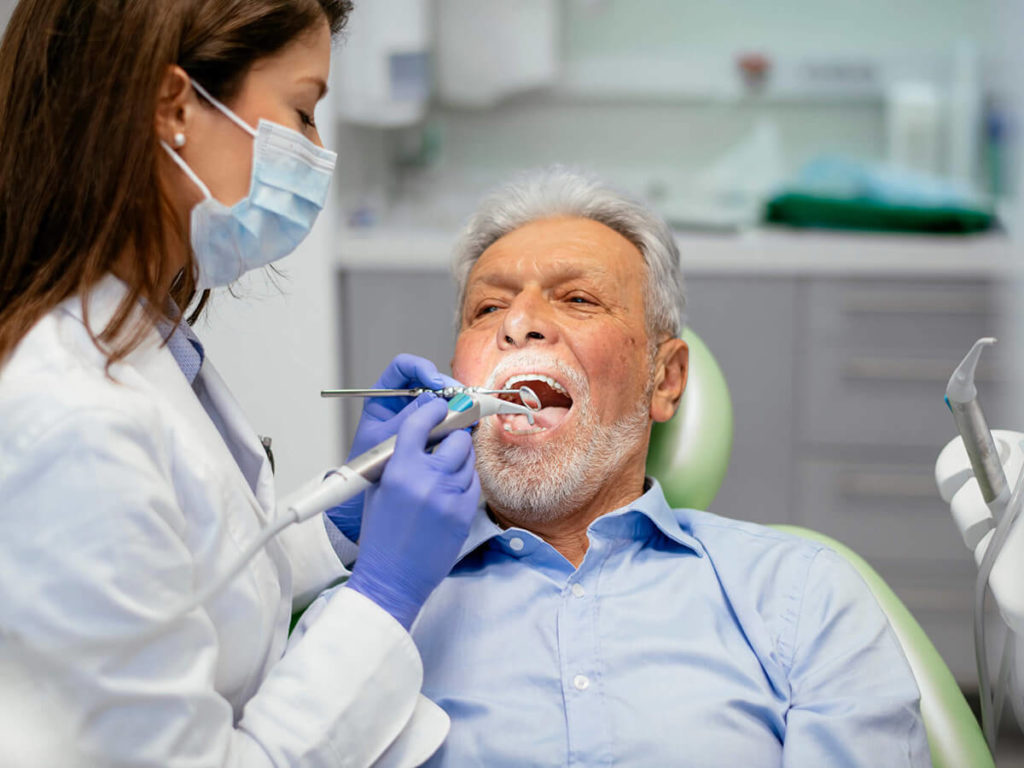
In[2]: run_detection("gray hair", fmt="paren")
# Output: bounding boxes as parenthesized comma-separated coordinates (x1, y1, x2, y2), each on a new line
(451, 167, 685, 340)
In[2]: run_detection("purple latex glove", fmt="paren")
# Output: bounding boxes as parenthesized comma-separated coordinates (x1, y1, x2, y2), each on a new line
(325, 354, 460, 542)
(345, 397, 480, 629)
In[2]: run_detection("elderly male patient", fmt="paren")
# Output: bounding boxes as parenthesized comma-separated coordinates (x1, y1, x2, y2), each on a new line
(410, 168, 930, 766)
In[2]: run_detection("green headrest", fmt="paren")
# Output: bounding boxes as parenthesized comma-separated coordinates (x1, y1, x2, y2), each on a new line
(646, 328, 734, 511)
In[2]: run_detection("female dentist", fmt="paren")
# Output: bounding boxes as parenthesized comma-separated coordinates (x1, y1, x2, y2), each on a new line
(0, 1, 479, 766)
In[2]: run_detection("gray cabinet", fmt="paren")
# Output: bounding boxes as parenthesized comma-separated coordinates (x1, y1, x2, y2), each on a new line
(682, 275, 799, 526)
(338, 270, 459, 444)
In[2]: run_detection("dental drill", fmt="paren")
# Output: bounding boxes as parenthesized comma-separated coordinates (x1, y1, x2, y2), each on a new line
(111, 392, 537, 649)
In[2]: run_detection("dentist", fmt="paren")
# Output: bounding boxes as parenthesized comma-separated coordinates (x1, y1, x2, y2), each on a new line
(0, 1, 478, 766)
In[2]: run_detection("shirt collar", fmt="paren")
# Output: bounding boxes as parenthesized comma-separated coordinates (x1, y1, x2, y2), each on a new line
(155, 312, 205, 386)
(456, 476, 704, 563)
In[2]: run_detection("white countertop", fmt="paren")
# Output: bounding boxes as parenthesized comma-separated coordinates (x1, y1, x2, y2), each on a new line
(337, 226, 1017, 277)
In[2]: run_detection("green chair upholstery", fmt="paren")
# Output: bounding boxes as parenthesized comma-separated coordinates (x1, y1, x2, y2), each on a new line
(646, 328, 734, 511)
(774, 525, 993, 768)
(647, 328, 992, 768)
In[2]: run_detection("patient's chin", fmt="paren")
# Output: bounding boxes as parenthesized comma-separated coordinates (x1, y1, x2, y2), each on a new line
(474, 400, 648, 525)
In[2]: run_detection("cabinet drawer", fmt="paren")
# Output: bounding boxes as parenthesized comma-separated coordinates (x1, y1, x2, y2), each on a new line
(794, 456, 976, 566)
(804, 278, 1001, 354)
(799, 349, 1010, 447)
(798, 278, 1011, 447)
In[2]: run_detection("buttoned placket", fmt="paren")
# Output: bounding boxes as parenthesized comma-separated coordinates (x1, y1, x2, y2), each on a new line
(492, 526, 620, 766)
(556, 534, 616, 767)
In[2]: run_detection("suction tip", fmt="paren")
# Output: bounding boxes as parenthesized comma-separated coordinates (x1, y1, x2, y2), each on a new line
(946, 337, 996, 404)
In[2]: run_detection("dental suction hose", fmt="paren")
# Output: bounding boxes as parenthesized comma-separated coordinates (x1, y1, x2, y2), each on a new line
(946, 337, 1009, 513)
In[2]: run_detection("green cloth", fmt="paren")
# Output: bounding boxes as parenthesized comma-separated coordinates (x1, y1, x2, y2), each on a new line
(765, 192, 995, 234)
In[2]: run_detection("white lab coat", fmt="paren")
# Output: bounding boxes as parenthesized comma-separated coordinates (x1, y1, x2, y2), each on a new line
(0, 276, 448, 767)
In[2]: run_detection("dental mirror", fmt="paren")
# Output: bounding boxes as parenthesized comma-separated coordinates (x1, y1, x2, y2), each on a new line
(518, 385, 542, 412)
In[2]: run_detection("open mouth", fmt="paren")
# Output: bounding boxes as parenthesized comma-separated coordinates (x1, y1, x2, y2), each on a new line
(497, 373, 574, 436)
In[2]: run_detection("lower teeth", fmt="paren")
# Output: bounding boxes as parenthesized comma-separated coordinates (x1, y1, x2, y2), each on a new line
(503, 423, 547, 435)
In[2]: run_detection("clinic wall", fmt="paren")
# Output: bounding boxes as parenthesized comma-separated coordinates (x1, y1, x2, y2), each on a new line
(563, 0, 987, 61)
(377, 0, 995, 226)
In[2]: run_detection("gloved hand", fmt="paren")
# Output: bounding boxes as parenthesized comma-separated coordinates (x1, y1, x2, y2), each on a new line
(345, 397, 480, 629)
(325, 354, 461, 542)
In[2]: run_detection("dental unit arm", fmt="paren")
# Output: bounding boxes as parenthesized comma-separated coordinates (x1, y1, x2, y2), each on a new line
(936, 338, 1024, 748)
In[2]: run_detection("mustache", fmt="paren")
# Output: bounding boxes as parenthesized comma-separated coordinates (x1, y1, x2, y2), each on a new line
(482, 352, 589, 396)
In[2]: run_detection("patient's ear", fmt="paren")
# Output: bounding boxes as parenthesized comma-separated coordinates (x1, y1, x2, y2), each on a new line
(650, 338, 688, 423)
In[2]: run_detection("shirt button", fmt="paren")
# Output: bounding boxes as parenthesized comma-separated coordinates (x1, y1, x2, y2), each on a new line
(573, 674, 590, 691)
(571, 583, 585, 598)
(508, 537, 525, 552)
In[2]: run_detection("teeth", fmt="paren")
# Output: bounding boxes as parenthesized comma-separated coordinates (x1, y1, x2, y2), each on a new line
(503, 373, 568, 396)
(503, 422, 548, 436)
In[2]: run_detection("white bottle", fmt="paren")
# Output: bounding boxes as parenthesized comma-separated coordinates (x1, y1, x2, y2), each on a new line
(947, 40, 981, 188)
(886, 81, 942, 176)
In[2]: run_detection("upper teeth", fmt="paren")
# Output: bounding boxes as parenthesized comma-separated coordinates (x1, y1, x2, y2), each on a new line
(503, 373, 568, 395)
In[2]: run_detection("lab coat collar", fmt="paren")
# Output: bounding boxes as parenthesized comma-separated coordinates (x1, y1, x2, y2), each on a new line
(456, 477, 703, 563)
(58, 275, 275, 521)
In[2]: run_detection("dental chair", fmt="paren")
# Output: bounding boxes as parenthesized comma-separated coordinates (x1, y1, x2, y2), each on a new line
(647, 329, 993, 768)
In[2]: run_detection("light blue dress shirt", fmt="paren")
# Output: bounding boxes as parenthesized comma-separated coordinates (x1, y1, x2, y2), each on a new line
(159, 316, 205, 385)
(411, 479, 930, 767)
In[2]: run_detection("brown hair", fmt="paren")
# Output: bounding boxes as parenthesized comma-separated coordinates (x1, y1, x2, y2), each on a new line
(0, 0, 352, 367)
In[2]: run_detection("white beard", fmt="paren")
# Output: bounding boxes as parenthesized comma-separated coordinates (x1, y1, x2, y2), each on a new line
(473, 354, 652, 525)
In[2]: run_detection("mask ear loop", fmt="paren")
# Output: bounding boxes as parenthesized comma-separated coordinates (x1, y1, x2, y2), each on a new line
(189, 79, 257, 139)
(159, 140, 213, 201)
(158, 77, 258, 201)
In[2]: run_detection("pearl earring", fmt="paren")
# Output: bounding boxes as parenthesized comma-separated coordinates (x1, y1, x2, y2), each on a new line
(172, 132, 186, 148)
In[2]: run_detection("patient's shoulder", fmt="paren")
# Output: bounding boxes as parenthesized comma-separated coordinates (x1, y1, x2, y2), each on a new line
(679, 508, 828, 569)
(676, 509, 877, 669)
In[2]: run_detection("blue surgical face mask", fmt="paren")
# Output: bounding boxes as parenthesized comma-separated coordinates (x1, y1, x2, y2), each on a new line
(160, 79, 337, 290)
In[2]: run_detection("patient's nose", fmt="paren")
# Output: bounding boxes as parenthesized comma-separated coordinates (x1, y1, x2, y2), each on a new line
(498, 292, 558, 350)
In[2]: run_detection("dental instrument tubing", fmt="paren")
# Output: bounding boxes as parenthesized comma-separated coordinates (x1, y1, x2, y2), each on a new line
(90, 393, 536, 652)
(91, 395, 488, 652)
(973, 463, 1024, 749)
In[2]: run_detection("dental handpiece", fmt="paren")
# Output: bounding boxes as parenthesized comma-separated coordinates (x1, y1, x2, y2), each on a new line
(945, 337, 1009, 513)
(105, 393, 537, 648)
(289, 392, 535, 523)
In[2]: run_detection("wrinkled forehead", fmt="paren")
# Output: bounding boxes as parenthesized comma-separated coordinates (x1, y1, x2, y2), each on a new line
(462, 217, 647, 301)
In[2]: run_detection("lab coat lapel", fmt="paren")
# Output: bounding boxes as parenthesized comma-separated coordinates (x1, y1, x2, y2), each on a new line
(67, 278, 294, 684)
(135, 341, 274, 521)
(68, 276, 273, 524)
(126, 335, 296, 667)
(192, 359, 276, 520)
